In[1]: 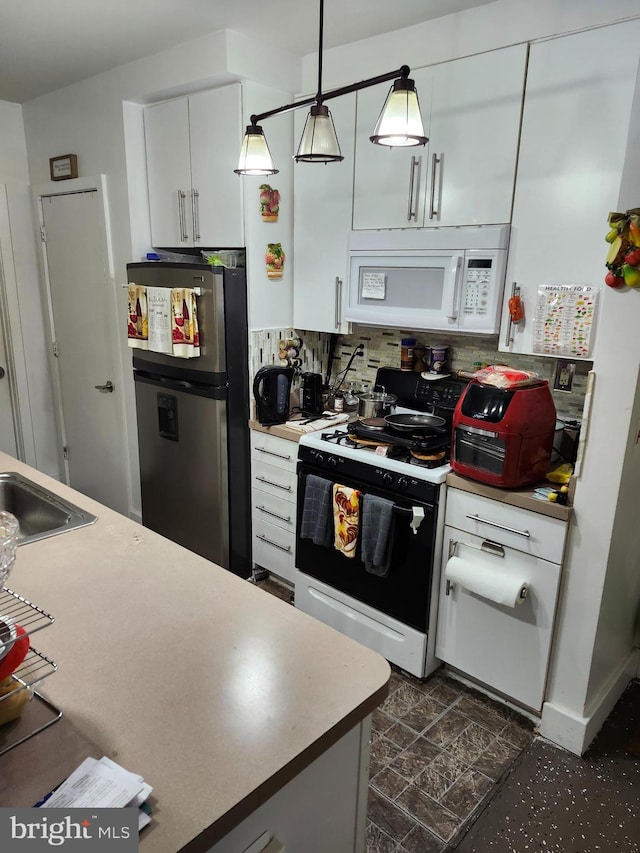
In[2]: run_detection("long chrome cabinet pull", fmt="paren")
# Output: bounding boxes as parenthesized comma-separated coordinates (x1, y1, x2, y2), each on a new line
(191, 189, 200, 242)
(407, 156, 421, 221)
(257, 534, 292, 553)
(428, 153, 442, 220)
(335, 277, 343, 328)
(465, 514, 531, 538)
(256, 446, 292, 462)
(257, 505, 292, 524)
(177, 190, 189, 241)
(256, 475, 292, 492)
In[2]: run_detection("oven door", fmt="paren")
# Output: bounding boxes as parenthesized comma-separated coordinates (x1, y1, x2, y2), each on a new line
(295, 465, 438, 631)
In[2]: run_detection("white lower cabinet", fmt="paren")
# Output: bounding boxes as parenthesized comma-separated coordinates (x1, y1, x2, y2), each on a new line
(436, 489, 568, 711)
(250, 432, 298, 584)
(206, 720, 370, 853)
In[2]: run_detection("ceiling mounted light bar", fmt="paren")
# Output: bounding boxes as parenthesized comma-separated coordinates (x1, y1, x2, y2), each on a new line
(235, 0, 428, 176)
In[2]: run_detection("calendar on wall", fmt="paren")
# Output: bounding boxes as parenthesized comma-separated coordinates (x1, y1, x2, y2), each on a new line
(533, 285, 599, 358)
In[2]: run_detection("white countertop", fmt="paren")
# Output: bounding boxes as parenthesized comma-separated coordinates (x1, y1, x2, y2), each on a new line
(0, 453, 390, 851)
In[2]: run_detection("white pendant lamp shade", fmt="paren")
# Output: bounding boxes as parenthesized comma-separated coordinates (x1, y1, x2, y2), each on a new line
(370, 78, 428, 147)
(295, 104, 343, 163)
(234, 125, 279, 176)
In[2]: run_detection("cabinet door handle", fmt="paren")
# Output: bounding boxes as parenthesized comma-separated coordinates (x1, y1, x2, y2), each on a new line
(256, 476, 292, 492)
(257, 505, 292, 524)
(191, 189, 201, 242)
(177, 190, 189, 241)
(256, 446, 292, 462)
(504, 281, 519, 347)
(335, 277, 343, 329)
(465, 514, 531, 538)
(257, 533, 292, 553)
(407, 156, 421, 221)
(428, 153, 442, 220)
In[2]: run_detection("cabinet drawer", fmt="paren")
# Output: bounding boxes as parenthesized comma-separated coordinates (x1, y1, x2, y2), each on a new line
(253, 517, 295, 584)
(250, 432, 298, 472)
(252, 459, 296, 502)
(252, 488, 296, 533)
(436, 525, 562, 710)
(445, 488, 567, 564)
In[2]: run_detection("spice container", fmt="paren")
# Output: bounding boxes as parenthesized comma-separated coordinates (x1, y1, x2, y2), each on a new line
(333, 393, 344, 413)
(400, 338, 417, 371)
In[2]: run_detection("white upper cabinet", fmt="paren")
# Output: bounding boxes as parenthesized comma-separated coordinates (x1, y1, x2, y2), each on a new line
(499, 21, 640, 355)
(352, 67, 433, 230)
(144, 84, 244, 248)
(352, 45, 527, 231)
(292, 94, 356, 333)
(428, 46, 526, 227)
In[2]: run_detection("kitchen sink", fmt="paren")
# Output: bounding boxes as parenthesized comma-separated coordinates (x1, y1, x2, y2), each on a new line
(0, 472, 97, 545)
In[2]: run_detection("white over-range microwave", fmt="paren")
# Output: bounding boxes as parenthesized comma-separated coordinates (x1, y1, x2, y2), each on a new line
(345, 225, 510, 334)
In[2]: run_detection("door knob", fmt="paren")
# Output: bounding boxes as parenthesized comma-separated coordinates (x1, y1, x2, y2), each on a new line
(0, 367, 5, 379)
(94, 380, 114, 392)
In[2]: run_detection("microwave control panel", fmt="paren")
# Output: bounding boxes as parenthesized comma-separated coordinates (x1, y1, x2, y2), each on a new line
(462, 258, 494, 317)
(457, 249, 507, 334)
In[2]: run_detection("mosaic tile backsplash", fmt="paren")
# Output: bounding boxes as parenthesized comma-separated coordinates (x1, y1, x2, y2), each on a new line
(250, 326, 591, 421)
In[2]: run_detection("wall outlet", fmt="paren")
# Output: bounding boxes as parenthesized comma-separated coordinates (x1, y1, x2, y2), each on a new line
(553, 360, 576, 392)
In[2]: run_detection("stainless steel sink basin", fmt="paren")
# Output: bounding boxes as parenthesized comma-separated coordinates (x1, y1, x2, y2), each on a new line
(0, 472, 97, 545)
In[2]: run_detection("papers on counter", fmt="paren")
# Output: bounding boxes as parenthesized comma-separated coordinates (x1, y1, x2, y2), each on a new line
(36, 756, 153, 831)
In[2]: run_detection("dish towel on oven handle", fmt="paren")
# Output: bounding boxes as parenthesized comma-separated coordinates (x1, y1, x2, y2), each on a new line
(333, 484, 360, 559)
(299, 474, 334, 547)
(361, 494, 396, 577)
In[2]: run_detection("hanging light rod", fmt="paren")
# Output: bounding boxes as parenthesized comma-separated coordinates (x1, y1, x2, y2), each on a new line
(235, 0, 428, 175)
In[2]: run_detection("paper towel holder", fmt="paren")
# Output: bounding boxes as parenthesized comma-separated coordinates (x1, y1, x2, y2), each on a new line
(447, 538, 505, 560)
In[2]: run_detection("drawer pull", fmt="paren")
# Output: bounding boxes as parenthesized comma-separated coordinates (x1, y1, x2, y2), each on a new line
(256, 446, 292, 462)
(257, 504, 292, 524)
(257, 533, 292, 553)
(465, 514, 530, 538)
(256, 476, 292, 492)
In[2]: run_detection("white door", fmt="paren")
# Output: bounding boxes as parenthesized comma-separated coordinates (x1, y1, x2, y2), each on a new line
(189, 84, 244, 247)
(293, 93, 355, 333)
(352, 67, 433, 230)
(0, 310, 17, 458)
(428, 45, 526, 227)
(144, 97, 192, 246)
(40, 190, 128, 512)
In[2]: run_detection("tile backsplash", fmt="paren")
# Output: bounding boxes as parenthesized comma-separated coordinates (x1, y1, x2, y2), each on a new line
(250, 326, 590, 421)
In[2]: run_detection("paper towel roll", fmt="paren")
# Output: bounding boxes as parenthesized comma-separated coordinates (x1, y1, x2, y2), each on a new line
(445, 555, 529, 608)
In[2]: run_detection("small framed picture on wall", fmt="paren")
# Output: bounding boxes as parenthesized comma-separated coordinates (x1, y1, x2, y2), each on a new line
(49, 154, 78, 181)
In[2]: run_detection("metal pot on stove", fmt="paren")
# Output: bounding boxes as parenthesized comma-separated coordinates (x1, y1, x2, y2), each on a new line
(356, 388, 397, 419)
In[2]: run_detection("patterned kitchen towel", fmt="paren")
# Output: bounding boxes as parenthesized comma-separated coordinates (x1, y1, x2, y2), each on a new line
(127, 284, 148, 349)
(361, 494, 396, 577)
(333, 484, 361, 559)
(299, 475, 333, 547)
(171, 288, 200, 357)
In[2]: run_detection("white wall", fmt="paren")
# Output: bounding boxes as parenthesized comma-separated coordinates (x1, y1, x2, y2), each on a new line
(0, 100, 59, 477)
(19, 30, 299, 517)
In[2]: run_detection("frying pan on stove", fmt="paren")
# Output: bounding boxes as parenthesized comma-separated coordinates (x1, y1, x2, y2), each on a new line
(384, 412, 447, 435)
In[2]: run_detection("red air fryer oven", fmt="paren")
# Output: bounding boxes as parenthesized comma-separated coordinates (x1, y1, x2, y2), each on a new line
(451, 380, 556, 488)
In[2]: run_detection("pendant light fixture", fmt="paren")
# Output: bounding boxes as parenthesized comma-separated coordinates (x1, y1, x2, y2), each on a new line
(234, 0, 428, 176)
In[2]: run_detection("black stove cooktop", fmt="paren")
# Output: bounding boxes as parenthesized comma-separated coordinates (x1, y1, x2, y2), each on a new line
(346, 420, 451, 453)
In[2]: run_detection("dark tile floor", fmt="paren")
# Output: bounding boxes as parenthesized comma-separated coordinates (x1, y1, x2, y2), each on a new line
(366, 667, 534, 852)
(253, 575, 534, 851)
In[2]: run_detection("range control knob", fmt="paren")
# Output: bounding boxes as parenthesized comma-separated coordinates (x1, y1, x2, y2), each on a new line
(397, 476, 410, 490)
(382, 472, 394, 486)
(312, 452, 324, 464)
(327, 456, 338, 468)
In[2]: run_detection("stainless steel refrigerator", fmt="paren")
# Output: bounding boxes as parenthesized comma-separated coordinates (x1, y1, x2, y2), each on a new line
(126, 261, 251, 577)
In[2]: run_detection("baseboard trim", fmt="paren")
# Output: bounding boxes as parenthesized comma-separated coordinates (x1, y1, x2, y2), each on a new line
(540, 648, 639, 755)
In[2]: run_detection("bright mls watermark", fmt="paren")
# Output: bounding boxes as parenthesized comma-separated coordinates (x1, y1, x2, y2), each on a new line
(0, 809, 138, 850)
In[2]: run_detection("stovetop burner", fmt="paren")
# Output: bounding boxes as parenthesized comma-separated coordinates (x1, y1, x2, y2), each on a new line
(346, 420, 451, 453)
(319, 427, 451, 468)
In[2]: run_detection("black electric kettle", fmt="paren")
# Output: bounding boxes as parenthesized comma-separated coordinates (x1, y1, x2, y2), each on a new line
(253, 366, 294, 425)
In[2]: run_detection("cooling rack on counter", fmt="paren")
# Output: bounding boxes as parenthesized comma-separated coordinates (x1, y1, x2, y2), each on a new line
(0, 587, 62, 756)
